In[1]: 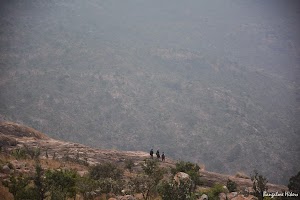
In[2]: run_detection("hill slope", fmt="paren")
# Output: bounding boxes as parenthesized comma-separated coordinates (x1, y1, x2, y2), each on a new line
(0, 121, 288, 194)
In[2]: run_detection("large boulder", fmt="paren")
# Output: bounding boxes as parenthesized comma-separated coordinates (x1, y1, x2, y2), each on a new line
(199, 194, 208, 200)
(227, 192, 238, 199)
(2, 165, 11, 174)
(174, 172, 190, 184)
(0, 134, 17, 146)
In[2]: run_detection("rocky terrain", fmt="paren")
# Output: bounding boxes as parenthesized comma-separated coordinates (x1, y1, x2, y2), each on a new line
(0, 121, 289, 199)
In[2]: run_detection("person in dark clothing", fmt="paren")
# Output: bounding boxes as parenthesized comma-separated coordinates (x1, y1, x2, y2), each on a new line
(161, 152, 165, 162)
(150, 149, 154, 159)
(156, 150, 160, 159)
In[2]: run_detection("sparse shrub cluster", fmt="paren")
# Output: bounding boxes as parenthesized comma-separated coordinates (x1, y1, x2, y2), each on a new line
(156, 160, 204, 200)
(11, 148, 27, 160)
(124, 159, 134, 172)
(3, 174, 34, 200)
(128, 159, 166, 200)
(45, 168, 78, 199)
(10, 146, 40, 160)
(6, 153, 294, 200)
(89, 162, 123, 180)
(158, 179, 195, 200)
(3, 164, 78, 200)
(2, 161, 126, 200)
(207, 184, 227, 200)
(227, 179, 237, 192)
(171, 160, 202, 188)
(171, 160, 201, 174)
(198, 184, 226, 200)
(76, 176, 99, 200)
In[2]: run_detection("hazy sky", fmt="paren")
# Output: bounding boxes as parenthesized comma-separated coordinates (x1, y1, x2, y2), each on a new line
(1, 0, 299, 80)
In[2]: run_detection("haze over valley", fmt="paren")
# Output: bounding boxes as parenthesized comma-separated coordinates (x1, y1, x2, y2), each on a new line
(0, 0, 299, 184)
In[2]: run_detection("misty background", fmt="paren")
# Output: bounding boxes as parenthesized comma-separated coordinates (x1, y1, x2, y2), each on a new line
(0, 0, 299, 184)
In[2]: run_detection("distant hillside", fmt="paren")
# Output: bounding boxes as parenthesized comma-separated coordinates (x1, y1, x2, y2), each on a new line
(0, 0, 299, 185)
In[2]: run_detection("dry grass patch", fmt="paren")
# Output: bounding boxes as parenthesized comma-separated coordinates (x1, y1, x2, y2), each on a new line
(235, 171, 250, 179)
(40, 158, 63, 169)
(40, 158, 88, 171)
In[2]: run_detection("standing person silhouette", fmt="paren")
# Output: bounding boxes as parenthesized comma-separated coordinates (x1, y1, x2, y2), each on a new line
(156, 150, 160, 159)
(161, 152, 165, 162)
(150, 148, 154, 159)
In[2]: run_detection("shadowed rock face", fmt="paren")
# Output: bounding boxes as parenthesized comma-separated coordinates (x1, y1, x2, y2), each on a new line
(0, 121, 48, 147)
(0, 134, 17, 147)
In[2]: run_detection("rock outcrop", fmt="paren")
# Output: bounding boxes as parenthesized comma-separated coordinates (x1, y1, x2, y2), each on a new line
(174, 172, 191, 184)
(0, 122, 48, 139)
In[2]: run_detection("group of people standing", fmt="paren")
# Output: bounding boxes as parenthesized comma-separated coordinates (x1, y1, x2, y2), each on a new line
(150, 149, 165, 162)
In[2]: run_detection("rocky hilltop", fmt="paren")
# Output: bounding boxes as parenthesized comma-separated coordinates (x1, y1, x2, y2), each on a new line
(0, 121, 289, 200)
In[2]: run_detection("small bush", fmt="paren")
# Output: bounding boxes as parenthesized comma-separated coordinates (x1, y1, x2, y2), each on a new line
(125, 159, 134, 172)
(141, 159, 165, 183)
(98, 178, 124, 194)
(171, 161, 202, 189)
(128, 174, 158, 200)
(45, 169, 78, 199)
(288, 171, 300, 193)
(128, 160, 166, 200)
(34, 164, 47, 200)
(76, 176, 99, 200)
(200, 184, 226, 200)
(24, 145, 40, 160)
(227, 179, 237, 192)
(89, 162, 123, 180)
(141, 159, 159, 176)
(3, 175, 37, 200)
(158, 180, 194, 200)
(10, 146, 41, 160)
(11, 148, 27, 159)
(171, 161, 200, 175)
